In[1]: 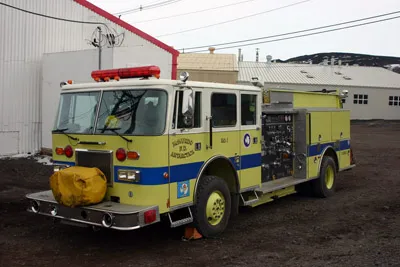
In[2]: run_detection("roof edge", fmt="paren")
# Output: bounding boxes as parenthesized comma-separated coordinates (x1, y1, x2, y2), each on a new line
(73, 0, 179, 56)
(251, 81, 400, 90)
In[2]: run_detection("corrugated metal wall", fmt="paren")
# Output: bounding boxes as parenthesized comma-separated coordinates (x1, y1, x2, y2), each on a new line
(0, 0, 172, 155)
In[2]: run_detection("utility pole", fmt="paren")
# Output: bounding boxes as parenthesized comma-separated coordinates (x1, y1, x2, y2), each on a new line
(98, 26, 102, 70)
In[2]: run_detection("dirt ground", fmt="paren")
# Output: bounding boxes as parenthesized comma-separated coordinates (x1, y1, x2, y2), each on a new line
(0, 122, 399, 267)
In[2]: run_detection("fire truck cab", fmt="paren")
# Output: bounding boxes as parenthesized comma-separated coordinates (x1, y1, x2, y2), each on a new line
(26, 66, 355, 237)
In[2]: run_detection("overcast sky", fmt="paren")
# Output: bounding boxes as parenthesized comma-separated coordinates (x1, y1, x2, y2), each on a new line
(89, 0, 400, 61)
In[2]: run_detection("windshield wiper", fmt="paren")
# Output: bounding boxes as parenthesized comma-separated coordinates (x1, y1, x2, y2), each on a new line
(52, 128, 79, 141)
(96, 127, 132, 143)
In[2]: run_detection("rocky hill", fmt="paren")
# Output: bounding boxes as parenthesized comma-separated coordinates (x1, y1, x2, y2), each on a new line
(275, 52, 400, 74)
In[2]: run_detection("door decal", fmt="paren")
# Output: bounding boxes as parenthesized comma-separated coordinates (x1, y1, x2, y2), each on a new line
(177, 180, 190, 198)
(243, 133, 251, 148)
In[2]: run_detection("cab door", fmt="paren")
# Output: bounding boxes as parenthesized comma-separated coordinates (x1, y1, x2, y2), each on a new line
(209, 90, 241, 179)
(168, 88, 206, 208)
(239, 91, 262, 190)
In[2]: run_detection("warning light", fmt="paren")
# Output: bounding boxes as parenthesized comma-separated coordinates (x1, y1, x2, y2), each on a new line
(55, 147, 64, 155)
(64, 145, 73, 158)
(127, 151, 140, 160)
(91, 66, 161, 82)
(116, 148, 127, 161)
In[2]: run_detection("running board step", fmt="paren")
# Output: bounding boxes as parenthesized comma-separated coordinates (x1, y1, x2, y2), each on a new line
(240, 190, 259, 206)
(168, 207, 193, 228)
(257, 176, 309, 194)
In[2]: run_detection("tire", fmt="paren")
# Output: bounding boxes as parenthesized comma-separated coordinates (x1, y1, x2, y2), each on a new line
(311, 156, 337, 198)
(295, 181, 313, 196)
(191, 175, 231, 238)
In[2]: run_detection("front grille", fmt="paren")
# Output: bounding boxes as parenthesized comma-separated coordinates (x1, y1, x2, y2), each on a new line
(75, 149, 113, 186)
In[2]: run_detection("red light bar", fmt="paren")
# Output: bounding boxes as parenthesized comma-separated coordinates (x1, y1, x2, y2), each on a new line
(91, 65, 161, 81)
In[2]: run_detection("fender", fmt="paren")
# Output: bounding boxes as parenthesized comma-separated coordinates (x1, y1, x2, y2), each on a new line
(193, 154, 240, 203)
(317, 145, 339, 176)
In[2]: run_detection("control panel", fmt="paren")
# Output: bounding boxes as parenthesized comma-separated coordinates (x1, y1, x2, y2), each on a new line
(261, 113, 294, 183)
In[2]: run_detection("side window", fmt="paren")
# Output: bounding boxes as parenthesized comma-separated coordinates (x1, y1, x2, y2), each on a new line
(389, 96, 399, 106)
(211, 93, 237, 127)
(353, 94, 368, 104)
(194, 92, 201, 127)
(172, 90, 202, 129)
(241, 94, 257, 125)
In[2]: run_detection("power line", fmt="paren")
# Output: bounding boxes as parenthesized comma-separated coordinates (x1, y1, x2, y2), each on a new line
(0, 2, 107, 26)
(113, 0, 184, 16)
(155, 0, 312, 38)
(131, 0, 260, 24)
(0, 1, 125, 49)
(180, 10, 400, 51)
(187, 15, 400, 53)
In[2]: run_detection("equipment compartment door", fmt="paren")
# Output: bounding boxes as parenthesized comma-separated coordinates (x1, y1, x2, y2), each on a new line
(331, 110, 351, 170)
(239, 91, 262, 190)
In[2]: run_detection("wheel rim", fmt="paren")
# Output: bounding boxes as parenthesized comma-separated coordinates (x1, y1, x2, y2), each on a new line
(206, 190, 225, 226)
(325, 165, 334, 189)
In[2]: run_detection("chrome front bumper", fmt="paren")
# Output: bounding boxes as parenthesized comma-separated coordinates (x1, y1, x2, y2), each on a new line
(26, 190, 160, 230)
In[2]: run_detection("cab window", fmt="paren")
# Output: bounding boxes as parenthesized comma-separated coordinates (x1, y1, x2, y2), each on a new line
(241, 94, 257, 125)
(211, 93, 237, 127)
(172, 90, 202, 129)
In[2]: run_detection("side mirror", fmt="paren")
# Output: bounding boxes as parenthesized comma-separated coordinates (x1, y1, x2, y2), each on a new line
(181, 88, 194, 127)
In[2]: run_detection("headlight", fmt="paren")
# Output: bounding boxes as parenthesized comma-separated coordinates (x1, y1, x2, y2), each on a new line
(118, 169, 141, 182)
(53, 164, 70, 172)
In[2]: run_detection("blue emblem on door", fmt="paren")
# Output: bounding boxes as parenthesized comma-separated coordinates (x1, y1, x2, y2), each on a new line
(243, 133, 251, 148)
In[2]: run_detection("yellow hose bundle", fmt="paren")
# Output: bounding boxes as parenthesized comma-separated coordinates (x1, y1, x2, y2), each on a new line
(50, 166, 107, 207)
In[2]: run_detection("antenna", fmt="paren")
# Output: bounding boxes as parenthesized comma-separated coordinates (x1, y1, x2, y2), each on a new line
(256, 48, 259, 62)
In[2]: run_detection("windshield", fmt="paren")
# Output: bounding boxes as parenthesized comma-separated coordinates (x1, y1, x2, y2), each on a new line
(54, 91, 101, 134)
(54, 89, 168, 136)
(96, 89, 167, 136)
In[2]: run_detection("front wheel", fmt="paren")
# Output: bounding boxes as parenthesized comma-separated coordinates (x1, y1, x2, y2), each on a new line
(311, 156, 337, 198)
(191, 175, 231, 238)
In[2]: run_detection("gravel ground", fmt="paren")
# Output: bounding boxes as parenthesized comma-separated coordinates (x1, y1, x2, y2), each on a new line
(0, 122, 399, 267)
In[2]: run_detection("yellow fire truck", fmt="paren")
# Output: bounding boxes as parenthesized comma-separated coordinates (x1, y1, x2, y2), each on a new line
(26, 66, 355, 237)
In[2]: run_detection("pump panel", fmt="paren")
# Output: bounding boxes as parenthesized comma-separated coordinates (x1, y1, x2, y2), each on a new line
(261, 113, 294, 183)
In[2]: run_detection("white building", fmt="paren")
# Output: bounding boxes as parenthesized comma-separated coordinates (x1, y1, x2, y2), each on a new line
(238, 61, 400, 120)
(0, 0, 179, 156)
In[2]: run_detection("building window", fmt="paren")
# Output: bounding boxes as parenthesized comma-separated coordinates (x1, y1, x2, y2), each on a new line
(353, 94, 368, 104)
(389, 96, 399, 106)
(172, 91, 201, 129)
(241, 94, 257, 125)
(211, 93, 237, 127)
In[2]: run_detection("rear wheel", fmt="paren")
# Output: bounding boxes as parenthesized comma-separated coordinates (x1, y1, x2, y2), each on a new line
(192, 175, 231, 238)
(311, 156, 337, 198)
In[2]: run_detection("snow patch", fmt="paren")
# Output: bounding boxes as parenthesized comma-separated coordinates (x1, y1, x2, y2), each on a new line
(0, 153, 31, 159)
(0, 153, 53, 166)
(34, 155, 53, 166)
